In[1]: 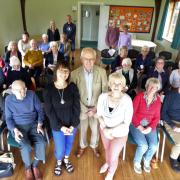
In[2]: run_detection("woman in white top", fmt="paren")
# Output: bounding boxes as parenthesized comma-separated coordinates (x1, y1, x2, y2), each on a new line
(169, 61, 180, 89)
(97, 72, 133, 180)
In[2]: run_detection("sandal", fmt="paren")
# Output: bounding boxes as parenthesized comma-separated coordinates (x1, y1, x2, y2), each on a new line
(54, 162, 62, 176)
(63, 160, 74, 173)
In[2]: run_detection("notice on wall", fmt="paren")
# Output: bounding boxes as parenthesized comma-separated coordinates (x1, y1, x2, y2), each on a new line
(109, 6, 154, 33)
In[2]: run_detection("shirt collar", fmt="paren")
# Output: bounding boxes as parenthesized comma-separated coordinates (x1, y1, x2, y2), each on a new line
(143, 91, 157, 105)
(154, 67, 165, 73)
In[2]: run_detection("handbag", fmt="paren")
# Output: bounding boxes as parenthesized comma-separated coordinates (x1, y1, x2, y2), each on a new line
(0, 152, 16, 169)
(0, 162, 13, 178)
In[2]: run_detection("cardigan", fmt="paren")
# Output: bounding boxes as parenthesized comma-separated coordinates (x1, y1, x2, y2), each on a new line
(132, 92, 161, 130)
(97, 92, 133, 137)
(47, 28, 60, 42)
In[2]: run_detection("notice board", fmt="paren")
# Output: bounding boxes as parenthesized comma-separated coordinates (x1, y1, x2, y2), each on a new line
(109, 6, 154, 33)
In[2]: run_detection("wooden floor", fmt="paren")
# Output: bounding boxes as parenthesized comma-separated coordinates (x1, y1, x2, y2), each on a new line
(1, 130, 180, 180)
(1, 50, 180, 180)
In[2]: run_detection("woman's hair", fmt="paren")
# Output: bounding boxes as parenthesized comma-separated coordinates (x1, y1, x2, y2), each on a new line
(155, 56, 165, 64)
(119, 46, 128, 54)
(141, 45, 150, 52)
(9, 56, 21, 67)
(30, 39, 37, 47)
(122, 58, 132, 66)
(7, 41, 17, 51)
(49, 41, 58, 49)
(42, 34, 48, 38)
(145, 78, 161, 92)
(53, 61, 71, 82)
(108, 72, 126, 88)
(50, 20, 56, 30)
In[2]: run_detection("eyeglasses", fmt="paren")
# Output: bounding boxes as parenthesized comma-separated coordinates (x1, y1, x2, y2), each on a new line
(58, 69, 70, 74)
(82, 57, 95, 62)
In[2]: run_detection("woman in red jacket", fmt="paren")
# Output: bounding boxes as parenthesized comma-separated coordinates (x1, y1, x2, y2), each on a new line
(130, 78, 161, 174)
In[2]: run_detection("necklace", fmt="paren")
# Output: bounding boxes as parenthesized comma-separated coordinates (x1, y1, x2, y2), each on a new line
(58, 89, 65, 104)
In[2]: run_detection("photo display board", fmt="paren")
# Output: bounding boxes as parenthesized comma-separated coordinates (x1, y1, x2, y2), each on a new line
(109, 6, 154, 33)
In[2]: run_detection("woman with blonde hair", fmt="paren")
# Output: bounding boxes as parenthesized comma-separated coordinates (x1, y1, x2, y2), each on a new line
(97, 72, 133, 180)
(130, 78, 161, 174)
(47, 20, 60, 42)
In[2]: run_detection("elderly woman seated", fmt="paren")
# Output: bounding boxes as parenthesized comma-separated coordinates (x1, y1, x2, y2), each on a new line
(135, 46, 153, 75)
(5, 41, 22, 67)
(116, 58, 137, 99)
(39, 34, 50, 55)
(130, 78, 161, 174)
(111, 46, 128, 72)
(6, 56, 32, 89)
(24, 39, 43, 87)
(169, 61, 180, 89)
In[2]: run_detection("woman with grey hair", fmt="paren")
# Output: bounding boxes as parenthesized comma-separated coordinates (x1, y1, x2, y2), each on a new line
(39, 34, 50, 54)
(116, 58, 137, 99)
(130, 78, 161, 174)
(169, 61, 180, 89)
(6, 56, 32, 88)
(5, 41, 22, 67)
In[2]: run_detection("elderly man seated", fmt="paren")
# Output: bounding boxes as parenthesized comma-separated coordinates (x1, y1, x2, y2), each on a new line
(161, 84, 180, 172)
(5, 80, 46, 180)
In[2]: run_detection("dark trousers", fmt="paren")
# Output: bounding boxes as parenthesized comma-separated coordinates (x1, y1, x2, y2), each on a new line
(13, 123, 46, 168)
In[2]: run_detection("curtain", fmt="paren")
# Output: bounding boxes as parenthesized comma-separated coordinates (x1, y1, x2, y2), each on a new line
(171, 13, 180, 49)
(157, 0, 170, 40)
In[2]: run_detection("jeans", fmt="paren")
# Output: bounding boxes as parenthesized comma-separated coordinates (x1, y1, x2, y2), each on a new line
(130, 124, 158, 165)
(13, 123, 46, 168)
(52, 128, 77, 160)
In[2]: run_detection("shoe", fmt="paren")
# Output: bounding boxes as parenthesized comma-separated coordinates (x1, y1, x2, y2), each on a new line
(134, 163, 142, 174)
(76, 148, 85, 158)
(92, 148, 100, 158)
(54, 161, 62, 176)
(25, 168, 34, 180)
(32, 167, 42, 180)
(151, 158, 159, 169)
(169, 156, 180, 172)
(99, 163, 108, 174)
(143, 164, 151, 173)
(63, 160, 74, 173)
(105, 172, 114, 180)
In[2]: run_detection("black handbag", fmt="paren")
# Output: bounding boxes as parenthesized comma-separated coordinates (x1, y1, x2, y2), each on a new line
(0, 162, 13, 178)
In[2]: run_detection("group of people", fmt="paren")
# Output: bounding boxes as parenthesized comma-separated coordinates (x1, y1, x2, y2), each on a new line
(0, 16, 179, 180)
(2, 46, 180, 180)
(0, 15, 76, 91)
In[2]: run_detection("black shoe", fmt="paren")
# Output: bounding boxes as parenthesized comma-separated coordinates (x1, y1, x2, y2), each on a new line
(169, 157, 180, 172)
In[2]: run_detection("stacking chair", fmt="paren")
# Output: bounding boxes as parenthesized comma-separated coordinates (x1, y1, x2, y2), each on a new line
(160, 122, 175, 162)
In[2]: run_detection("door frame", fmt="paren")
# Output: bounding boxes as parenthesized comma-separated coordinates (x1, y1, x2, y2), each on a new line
(77, 1, 103, 48)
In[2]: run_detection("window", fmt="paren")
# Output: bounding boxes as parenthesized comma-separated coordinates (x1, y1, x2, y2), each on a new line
(163, 0, 180, 42)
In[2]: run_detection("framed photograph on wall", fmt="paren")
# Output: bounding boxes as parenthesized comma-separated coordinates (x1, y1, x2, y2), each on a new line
(109, 6, 154, 33)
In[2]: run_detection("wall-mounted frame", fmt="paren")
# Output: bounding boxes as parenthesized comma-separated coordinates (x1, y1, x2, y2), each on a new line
(109, 6, 154, 33)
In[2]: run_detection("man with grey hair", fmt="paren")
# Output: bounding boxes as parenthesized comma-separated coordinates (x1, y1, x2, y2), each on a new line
(71, 47, 108, 158)
(5, 80, 46, 180)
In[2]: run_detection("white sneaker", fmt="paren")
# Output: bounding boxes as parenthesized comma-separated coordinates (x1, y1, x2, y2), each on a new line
(144, 164, 151, 173)
(134, 163, 142, 174)
(99, 163, 109, 174)
(105, 172, 114, 180)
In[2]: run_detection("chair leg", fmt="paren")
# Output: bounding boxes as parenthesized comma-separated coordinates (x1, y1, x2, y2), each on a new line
(156, 132, 160, 160)
(0, 133, 4, 151)
(122, 144, 126, 161)
(7, 132, 11, 151)
(44, 128, 50, 145)
(160, 132, 166, 162)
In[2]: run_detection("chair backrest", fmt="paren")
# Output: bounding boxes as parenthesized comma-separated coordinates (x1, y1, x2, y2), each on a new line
(128, 49, 139, 59)
(159, 51, 172, 60)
